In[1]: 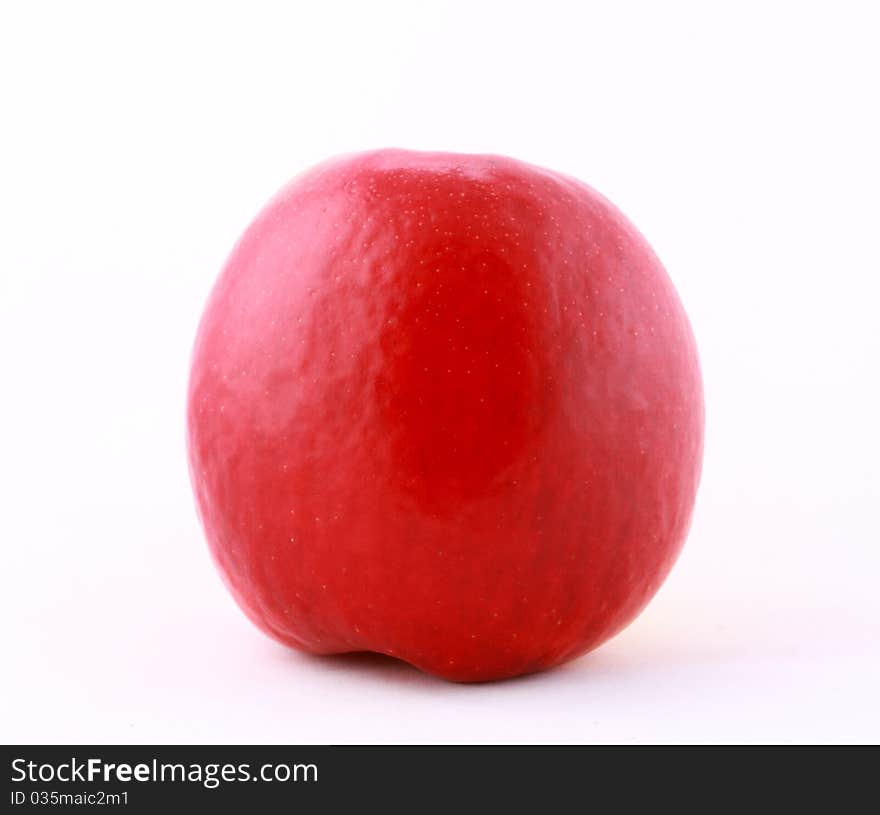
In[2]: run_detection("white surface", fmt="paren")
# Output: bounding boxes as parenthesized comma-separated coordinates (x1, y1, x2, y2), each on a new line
(1, 1, 878, 744)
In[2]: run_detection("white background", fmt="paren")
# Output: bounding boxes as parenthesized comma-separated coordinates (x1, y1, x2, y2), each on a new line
(2, 1, 878, 744)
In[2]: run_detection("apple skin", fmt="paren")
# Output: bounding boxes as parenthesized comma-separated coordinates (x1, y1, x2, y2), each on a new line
(187, 149, 703, 682)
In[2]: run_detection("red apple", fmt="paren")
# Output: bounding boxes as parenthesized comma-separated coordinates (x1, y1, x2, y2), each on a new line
(187, 149, 703, 682)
